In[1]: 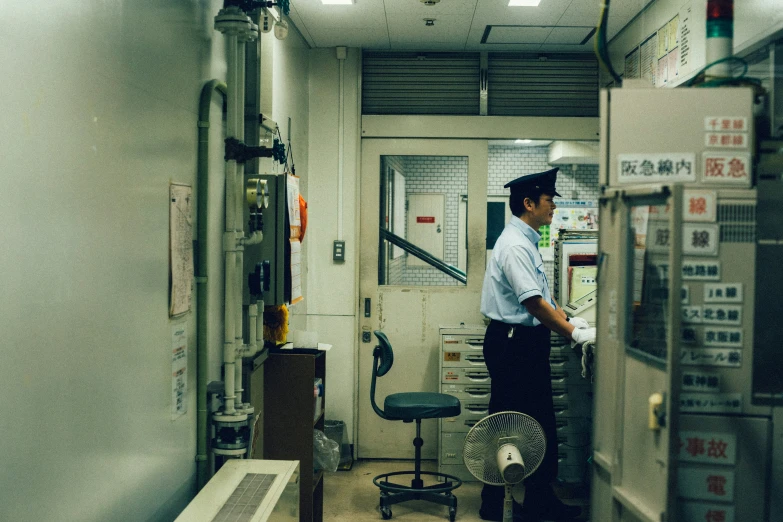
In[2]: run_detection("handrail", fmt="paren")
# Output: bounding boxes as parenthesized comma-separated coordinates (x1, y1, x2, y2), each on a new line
(380, 228, 467, 284)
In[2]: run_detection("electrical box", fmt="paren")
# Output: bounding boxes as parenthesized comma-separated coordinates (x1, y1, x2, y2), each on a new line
(244, 173, 289, 306)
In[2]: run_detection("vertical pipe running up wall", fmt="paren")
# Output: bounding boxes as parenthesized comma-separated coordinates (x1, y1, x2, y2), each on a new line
(234, 35, 247, 409)
(337, 48, 346, 240)
(196, 79, 227, 490)
(223, 32, 239, 415)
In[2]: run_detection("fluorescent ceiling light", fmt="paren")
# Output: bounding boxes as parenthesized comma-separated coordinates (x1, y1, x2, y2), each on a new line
(509, 0, 541, 6)
(515, 139, 532, 144)
(321, 0, 354, 4)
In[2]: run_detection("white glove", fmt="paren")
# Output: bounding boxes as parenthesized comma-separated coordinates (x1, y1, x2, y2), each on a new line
(568, 317, 590, 330)
(571, 326, 596, 345)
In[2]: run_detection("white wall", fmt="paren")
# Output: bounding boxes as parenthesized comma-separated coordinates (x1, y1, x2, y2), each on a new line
(0, 1, 310, 520)
(306, 48, 362, 443)
(607, 0, 783, 86)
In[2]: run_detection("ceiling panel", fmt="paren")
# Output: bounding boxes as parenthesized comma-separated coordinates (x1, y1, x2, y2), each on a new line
(485, 26, 554, 44)
(543, 26, 595, 45)
(286, 0, 650, 50)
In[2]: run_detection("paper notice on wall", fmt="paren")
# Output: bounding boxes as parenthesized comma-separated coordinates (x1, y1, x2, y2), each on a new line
(290, 239, 303, 304)
(171, 322, 188, 419)
(169, 183, 194, 317)
(287, 173, 301, 237)
(286, 173, 304, 305)
(624, 47, 641, 79)
(640, 33, 657, 85)
(678, 3, 692, 75)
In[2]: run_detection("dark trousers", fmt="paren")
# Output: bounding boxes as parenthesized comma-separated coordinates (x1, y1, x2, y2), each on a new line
(480, 320, 558, 509)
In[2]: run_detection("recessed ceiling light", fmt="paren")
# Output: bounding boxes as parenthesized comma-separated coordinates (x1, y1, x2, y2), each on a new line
(515, 139, 532, 144)
(321, 0, 354, 5)
(509, 0, 541, 6)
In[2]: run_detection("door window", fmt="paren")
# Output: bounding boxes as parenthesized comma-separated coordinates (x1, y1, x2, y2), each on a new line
(379, 155, 468, 286)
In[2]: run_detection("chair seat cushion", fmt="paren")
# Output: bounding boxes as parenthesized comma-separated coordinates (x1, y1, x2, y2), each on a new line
(384, 392, 461, 420)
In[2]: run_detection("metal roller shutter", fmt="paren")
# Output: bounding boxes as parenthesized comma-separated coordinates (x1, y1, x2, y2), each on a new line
(362, 52, 480, 115)
(488, 53, 598, 117)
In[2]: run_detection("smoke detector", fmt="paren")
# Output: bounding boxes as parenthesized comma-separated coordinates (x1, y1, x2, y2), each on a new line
(421, 0, 441, 5)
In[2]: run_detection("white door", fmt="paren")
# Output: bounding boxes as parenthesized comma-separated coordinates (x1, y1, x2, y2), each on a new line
(358, 139, 487, 459)
(406, 194, 444, 267)
(592, 185, 684, 522)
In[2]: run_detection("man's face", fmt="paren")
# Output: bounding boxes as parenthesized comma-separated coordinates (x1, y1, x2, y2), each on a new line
(525, 193, 556, 228)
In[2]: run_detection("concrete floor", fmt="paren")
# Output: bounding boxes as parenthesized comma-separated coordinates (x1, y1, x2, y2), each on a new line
(323, 460, 588, 522)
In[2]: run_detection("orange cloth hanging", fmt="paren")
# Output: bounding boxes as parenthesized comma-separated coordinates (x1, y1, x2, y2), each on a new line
(299, 194, 308, 242)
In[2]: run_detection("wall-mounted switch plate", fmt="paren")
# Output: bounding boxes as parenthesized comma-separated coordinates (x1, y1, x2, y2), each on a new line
(333, 240, 345, 262)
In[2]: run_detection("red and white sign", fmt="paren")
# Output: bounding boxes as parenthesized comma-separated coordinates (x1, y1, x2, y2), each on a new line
(416, 216, 435, 223)
(677, 431, 737, 464)
(702, 153, 751, 184)
(681, 502, 735, 522)
(705, 132, 748, 149)
(683, 189, 716, 222)
(678, 467, 735, 501)
(705, 116, 747, 132)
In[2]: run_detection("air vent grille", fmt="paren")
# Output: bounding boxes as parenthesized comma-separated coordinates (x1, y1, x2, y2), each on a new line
(212, 473, 276, 522)
(717, 203, 756, 243)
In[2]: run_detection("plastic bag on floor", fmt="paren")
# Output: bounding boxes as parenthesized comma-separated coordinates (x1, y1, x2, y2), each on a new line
(313, 429, 339, 472)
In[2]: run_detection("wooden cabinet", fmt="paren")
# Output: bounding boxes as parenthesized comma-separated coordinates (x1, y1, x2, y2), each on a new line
(263, 350, 325, 522)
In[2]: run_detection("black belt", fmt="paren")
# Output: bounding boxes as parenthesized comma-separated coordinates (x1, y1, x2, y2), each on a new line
(488, 319, 546, 338)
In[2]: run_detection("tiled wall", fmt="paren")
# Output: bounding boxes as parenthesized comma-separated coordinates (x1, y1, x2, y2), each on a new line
(382, 146, 601, 287)
(488, 145, 600, 200)
(400, 155, 468, 286)
(488, 145, 600, 285)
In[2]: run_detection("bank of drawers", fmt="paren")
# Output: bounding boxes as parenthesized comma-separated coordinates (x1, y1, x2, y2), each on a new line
(439, 325, 488, 483)
(438, 325, 593, 485)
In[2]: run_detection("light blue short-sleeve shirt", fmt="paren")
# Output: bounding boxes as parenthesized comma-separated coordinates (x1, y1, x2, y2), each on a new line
(480, 216, 555, 326)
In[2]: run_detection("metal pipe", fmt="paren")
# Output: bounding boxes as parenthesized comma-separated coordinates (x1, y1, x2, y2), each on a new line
(196, 79, 227, 490)
(379, 228, 467, 284)
(337, 48, 346, 240)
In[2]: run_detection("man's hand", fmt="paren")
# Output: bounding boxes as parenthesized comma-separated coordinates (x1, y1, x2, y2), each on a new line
(568, 317, 590, 330)
(571, 327, 596, 345)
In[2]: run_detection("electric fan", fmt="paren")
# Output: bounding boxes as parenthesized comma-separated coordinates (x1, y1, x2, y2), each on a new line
(463, 411, 547, 522)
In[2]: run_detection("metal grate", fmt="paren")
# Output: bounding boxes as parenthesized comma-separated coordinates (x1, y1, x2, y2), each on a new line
(362, 52, 480, 115)
(717, 203, 756, 243)
(488, 53, 598, 117)
(212, 473, 277, 522)
(717, 203, 756, 223)
(720, 224, 756, 243)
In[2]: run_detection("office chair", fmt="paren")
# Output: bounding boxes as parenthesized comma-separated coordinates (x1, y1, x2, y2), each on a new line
(370, 330, 462, 521)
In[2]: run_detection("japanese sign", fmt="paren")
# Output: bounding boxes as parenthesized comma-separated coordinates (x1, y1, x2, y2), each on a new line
(682, 370, 721, 392)
(171, 323, 188, 419)
(678, 467, 735, 501)
(682, 260, 720, 280)
(681, 348, 742, 367)
(702, 153, 751, 184)
(704, 327, 743, 347)
(680, 503, 735, 522)
(682, 223, 719, 256)
(704, 132, 748, 149)
(680, 392, 742, 414)
(678, 431, 737, 464)
(683, 189, 717, 222)
(704, 283, 743, 303)
(618, 153, 696, 183)
(702, 305, 742, 326)
(704, 116, 747, 132)
(682, 305, 702, 324)
(681, 327, 699, 344)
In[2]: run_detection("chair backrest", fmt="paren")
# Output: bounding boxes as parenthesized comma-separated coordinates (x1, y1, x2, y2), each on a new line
(370, 330, 395, 419)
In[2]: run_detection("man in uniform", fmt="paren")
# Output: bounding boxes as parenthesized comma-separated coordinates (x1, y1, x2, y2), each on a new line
(479, 168, 595, 522)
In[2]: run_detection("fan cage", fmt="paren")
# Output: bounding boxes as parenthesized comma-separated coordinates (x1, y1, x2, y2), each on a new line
(463, 411, 547, 486)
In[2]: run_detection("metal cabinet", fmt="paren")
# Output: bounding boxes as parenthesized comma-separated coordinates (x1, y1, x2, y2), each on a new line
(438, 325, 488, 482)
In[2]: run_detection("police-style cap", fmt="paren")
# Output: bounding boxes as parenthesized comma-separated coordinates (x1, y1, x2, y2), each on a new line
(503, 167, 561, 197)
